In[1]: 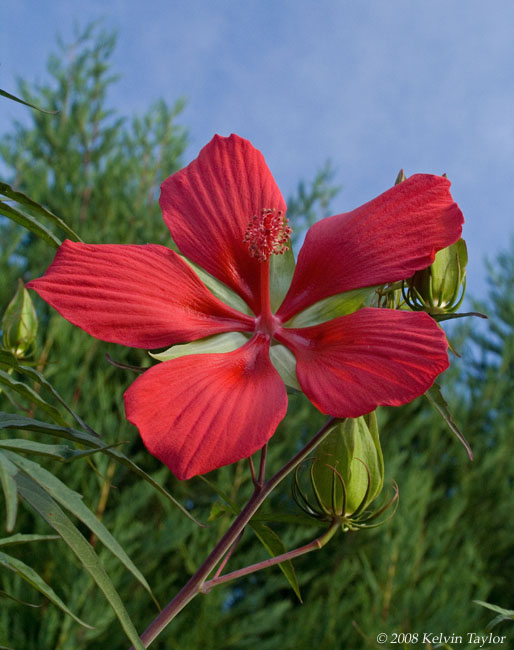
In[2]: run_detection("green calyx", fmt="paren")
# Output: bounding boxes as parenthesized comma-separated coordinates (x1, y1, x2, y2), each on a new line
(404, 239, 468, 314)
(293, 415, 398, 531)
(2, 280, 38, 359)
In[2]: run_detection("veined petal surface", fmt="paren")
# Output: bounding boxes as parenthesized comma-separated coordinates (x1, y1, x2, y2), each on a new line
(124, 336, 288, 479)
(277, 308, 449, 418)
(160, 134, 287, 314)
(27, 240, 254, 349)
(277, 174, 464, 322)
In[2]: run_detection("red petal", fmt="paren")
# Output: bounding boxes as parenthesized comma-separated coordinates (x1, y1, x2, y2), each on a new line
(124, 336, 288, 479)
(27, 240, 254, 349)
(160, 134, 286, 314)
(277, 308, 448, 418)
(277, 175, 464, 322)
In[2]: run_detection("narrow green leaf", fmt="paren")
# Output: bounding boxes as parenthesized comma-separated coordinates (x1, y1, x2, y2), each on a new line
(0, 88, 58, 114)
(0, 412, 202, 525)
(7, 452, 156, 605)
(0, 369, 68, 425)
(0, 439, 119, 462)
(425, 383, 473, 460)
(0, 351, 95, 432)
(0, 589, 40, 607)
(0, 533, 59, 547)
(0, 550, 92, 628)
(473, 600, 514, 618)
(151, 331, 249, 362)
(0, 453, 18, 531)
(250, 521, 302, 602)
(0, 200, 61, 248)
(287, 286, 377, 327)
(14, 473, 145, 649)
(0, 181, 81, 241)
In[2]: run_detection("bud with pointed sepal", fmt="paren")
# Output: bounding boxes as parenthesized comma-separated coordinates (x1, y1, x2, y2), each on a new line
(405, 239, 468, 315)
(2, 279, 38, 358)
(293, 415, 398, 531)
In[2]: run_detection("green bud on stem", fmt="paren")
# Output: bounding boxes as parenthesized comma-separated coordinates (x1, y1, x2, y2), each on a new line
(2, 279, 38, 359)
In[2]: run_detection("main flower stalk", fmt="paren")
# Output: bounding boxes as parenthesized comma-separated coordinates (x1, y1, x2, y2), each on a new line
(129, 417, 336, 649)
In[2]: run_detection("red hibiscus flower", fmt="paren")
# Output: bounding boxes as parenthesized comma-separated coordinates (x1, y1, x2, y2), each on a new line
(28, 135, 463, 479)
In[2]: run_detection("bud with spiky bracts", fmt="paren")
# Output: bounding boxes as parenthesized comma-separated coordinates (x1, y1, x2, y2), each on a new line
(403, 239, 468, 316)
(293, 414, 398, 531)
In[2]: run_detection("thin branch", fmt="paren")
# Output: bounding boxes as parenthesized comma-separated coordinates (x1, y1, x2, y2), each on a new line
(129, 416, 337, 649)
(201, 519, 340, 593)
(257, 443, 268, 486)
(211, 530, 245, 581)
(248, 455, 257, 484)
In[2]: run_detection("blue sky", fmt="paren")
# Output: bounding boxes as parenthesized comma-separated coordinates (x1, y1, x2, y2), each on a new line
(1, 1, 513, 300)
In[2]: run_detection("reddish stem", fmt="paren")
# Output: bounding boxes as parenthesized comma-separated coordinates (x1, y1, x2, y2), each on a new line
(201, 519, 340, 593)
(129, 416, 336, 649)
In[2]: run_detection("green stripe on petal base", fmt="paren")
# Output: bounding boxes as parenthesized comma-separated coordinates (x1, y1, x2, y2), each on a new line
(269, 245, 295, 313)
(286, 286, 378, 328)
(180, 256, 254, 316)
(269, 344, 301, 390)
(149, 332, 251, 362)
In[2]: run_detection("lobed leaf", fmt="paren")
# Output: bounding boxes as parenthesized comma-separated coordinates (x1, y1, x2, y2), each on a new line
(14, 472, 145, 649)
(249, 521, 302, 602)
(0, 200, 61, 249)
(425, 383, 473, 460)
(0, 368, 68, 425)
(0, 453, 18, 531)
(0, 88, 59, 114)
(0, 438, 118, 462)
(0, 181, 81, 241)
(0, 550, 92, 628)
(0, 412, 202, 525)
(5, 451, 157, 606)
(0, 533, 59, 547)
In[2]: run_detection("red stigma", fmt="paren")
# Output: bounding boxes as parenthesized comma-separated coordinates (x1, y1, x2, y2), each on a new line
(243, 208, 292, 262)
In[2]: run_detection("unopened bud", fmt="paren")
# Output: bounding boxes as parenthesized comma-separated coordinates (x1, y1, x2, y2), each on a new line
(2, 279, 38, 358)
(293, 414, 397, 530)
(405, 239, 468, 314)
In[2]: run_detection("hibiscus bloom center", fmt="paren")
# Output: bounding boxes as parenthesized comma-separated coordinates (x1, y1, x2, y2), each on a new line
(243, 208, 292, 262)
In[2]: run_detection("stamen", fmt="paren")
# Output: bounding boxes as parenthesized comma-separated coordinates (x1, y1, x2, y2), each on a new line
(243, 208, 293, 262)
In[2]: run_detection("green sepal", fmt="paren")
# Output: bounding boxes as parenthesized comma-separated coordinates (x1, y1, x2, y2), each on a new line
(269, 344, 300, 390)
(2, 280, 38, 358)
(269, 245, 295, 312)
(311, 414, 384, 516)
(409, 239, 468, 313)
(150, 331, 250, 362)
(286, 286, 377, 328)
(180, 257, 253, 316)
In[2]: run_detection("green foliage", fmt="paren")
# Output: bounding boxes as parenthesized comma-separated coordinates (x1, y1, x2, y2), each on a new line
(0, 22, 512, 650)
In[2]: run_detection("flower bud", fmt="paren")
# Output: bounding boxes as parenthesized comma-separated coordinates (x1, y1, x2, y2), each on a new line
(311, 413, 384, 516)
(293, 414, 397, 530)
(2, 279, 38, 358)
(405, 239, 468, 314)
